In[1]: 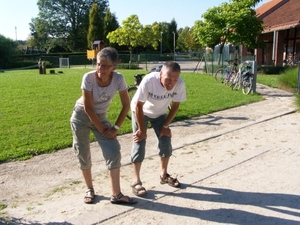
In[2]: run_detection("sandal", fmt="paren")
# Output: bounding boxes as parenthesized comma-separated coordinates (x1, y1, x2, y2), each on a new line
(160, 173, 181, 188)
(84, 188, 95, 204)
(110, 192, 137, 205)
(131, 181, 147, 197)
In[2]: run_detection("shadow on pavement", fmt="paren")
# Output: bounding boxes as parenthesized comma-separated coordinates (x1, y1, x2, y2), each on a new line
(127, 186, 300, 225)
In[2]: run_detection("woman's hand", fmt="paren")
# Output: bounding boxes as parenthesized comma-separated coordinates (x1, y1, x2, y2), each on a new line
(102, 127, 117, 139)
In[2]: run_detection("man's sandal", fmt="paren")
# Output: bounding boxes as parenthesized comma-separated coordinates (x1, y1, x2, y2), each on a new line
(84, 188, 95, 204)
(160, 173, 181, 188)
(110, 192, 137, 204)
(131, 181, 147, 197)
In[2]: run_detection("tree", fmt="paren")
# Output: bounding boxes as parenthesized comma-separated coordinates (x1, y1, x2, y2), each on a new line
(103, 9, 119, 47)
(140, 23, 160, 50)
(176, 27, 203, 52)
(29, 17, 49, 51)
(0, 35, 17, 69)
(193, 0, 264, 63)
(167, 19, 178, 53)
(87, 3, 104, 49)
(157, 22, 169, 53)
(30, 0, 109, 52)
(107, 15, 159, 63)
(185, 27, 203, 52)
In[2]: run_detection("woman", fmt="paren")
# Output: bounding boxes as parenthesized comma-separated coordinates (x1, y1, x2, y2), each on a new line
(70, 47, 136, 205)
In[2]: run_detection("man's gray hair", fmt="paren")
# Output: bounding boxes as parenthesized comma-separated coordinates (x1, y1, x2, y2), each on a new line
(162, 61, 181, 73)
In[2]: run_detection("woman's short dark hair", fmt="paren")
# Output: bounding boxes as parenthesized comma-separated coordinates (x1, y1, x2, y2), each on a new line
(97, 47, 119, 66)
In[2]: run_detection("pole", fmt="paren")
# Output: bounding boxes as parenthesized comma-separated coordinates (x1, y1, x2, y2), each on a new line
(173, 31, 175, 61)
(252, 61, 257, 93)
(160, 32, 163, 55)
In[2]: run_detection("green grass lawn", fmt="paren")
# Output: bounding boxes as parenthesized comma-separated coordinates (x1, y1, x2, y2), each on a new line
(0, 68, 265, 163)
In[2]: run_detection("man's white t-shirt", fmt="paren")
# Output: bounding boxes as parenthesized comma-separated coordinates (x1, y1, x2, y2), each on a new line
(131, 72, 186, 118)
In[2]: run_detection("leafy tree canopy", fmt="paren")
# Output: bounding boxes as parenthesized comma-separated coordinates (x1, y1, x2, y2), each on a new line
(87, 3, 103, 49)
(107, 15, 160, 60)
(30, 0, 109, 51)
(193, 0, 264, 50)
(0, 35, 17, 69)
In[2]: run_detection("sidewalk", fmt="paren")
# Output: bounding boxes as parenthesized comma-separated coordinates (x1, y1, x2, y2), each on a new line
(1, 84, 299, 225)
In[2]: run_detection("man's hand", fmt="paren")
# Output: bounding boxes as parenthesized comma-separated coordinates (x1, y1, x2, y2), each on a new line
(159, 126, 172, 138)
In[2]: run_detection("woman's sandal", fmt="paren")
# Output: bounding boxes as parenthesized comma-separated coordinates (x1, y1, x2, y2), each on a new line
(84, 188, 95, 204)
(160, 173, 181, 188)
(110, 192, 137, 205)
(131, 181, 147, 197)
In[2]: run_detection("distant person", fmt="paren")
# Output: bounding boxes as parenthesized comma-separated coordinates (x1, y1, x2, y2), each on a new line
(130, 61, 186, 196)
(70, 47, 136, 205)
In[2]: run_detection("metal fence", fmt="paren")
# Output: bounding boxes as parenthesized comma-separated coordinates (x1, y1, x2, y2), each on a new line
(21, 51, 255, 74)
(204, 53, 256, 75)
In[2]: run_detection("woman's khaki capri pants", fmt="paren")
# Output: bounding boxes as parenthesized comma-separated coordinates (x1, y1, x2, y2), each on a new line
(70, 106, 121, 170)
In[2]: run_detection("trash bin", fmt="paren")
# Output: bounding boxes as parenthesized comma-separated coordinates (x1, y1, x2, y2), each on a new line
(42, 61, 46, 74)
(38, 59, 43, 74)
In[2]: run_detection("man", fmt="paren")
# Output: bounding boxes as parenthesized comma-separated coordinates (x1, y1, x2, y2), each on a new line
(130, 61, 186, 196)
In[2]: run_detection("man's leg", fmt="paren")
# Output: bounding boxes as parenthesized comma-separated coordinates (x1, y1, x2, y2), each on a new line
(131, 162, 146, 195)
(151, 115, 180, 187)
(160, 156, 170, 177)
(133, 162, 142, 183)
(160, 156, 180, 187)
(109, 167, 137, 203)
(131, 112, 147, 196)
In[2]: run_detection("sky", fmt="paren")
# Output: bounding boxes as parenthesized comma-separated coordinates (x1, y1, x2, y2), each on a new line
(0, 0, 269, 41)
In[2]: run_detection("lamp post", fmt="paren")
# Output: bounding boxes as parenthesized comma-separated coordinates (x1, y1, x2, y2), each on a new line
(160, 31, 163, 55)
(172, 31, 175, 61)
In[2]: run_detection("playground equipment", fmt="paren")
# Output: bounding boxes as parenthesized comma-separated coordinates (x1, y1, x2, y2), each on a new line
(87, 40, 105, 62)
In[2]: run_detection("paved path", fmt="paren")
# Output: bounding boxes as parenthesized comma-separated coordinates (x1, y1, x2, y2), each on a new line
(1, 84, 299, 225)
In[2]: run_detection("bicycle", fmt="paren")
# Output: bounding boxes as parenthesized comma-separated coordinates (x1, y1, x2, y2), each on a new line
(126, 66, 171, 122)
(214, 60, 238, 86)
(231, 61, 254, 95)
(126, 73, 145, 120)
(241, 69, 254, 95)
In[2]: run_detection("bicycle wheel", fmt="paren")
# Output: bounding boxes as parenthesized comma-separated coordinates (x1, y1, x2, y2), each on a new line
(242, 76, 253, 95)
(231, 73, 241, 90)
(126, 86, 137, 120)
(214, 68, 226, 83)
(227, 71, 237, 87)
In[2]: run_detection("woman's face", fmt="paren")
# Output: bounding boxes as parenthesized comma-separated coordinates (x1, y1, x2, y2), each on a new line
(96, 57, 115, 78)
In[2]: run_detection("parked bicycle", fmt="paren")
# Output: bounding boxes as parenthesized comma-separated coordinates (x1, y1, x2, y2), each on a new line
(231, 61, 254, 95)
(126, 65, 171, 122)
(126, 73, 144, 120)
(214, 59, 238, 86)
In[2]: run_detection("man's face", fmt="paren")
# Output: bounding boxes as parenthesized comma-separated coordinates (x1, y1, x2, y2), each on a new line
(160, 69, 180, 91)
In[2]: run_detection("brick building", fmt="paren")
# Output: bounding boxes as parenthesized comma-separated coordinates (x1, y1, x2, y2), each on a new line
(255, 0, 300, 66)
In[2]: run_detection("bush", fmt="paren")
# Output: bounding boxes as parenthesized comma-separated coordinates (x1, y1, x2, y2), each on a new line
(117, 63, 140, 70)
(278, 67, 298, 91)
(258, 66, 286, 74)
